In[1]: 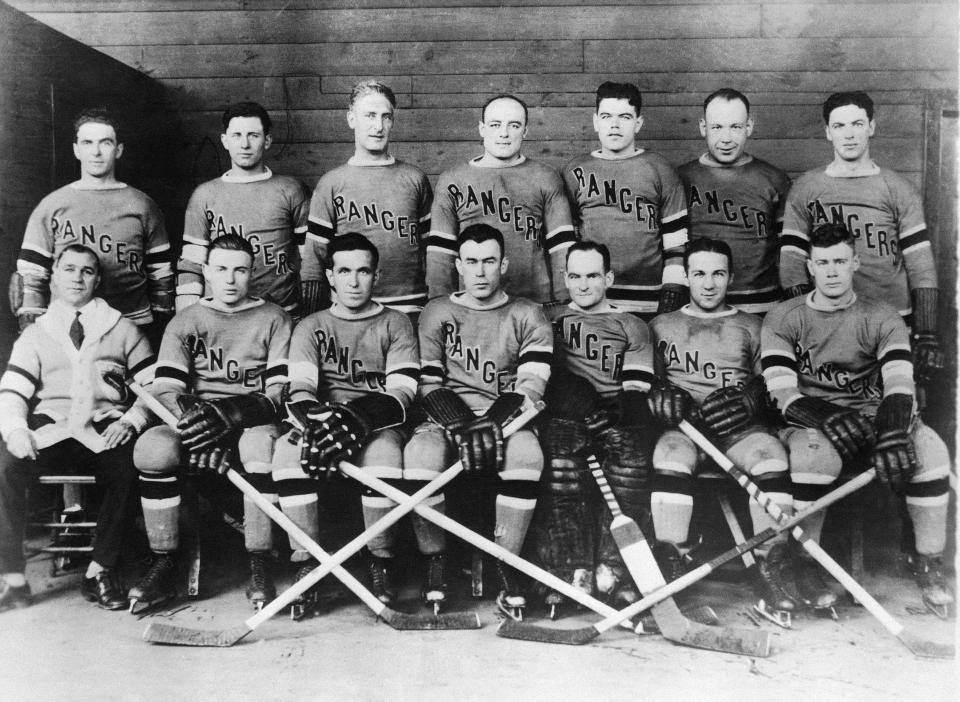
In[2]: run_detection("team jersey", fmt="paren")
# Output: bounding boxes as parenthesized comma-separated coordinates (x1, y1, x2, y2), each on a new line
(563, 150, 689, 314)
(304, 158, 432, 314)
(426, 157, 576, 303)
(761, 293, 915, 419)
(678, 154, 790, 314)
(153, 297, 291, 416)
(177, 168, 310, 313)
(649, 306, 761, 405)
(288, 302, 420, 407)
(419, 292, 553, 412)
(16, 182, 173, 325)
(552, 303, 655, 399)
(779, 164, 936, 317)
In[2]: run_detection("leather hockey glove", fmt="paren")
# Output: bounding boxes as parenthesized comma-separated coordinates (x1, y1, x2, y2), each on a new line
(869, 394, 917, 496)
(647, 381, 695, 427)
(657, 283, 688, 315)
(783, 396, 875, 464)
(174, 395, 237, 474)
(700, 376, 770, 437)
(178, 393, 278, 452)
(911, 287, 944, 382)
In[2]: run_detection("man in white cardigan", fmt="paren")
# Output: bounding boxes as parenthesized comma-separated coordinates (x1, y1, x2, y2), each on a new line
(0, 244, 154, 612)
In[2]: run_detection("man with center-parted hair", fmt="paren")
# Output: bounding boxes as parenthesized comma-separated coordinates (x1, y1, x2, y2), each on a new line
(274, 232, 448, 615)
(763, 221, 953, 618)
(563, 82, 690, 317)
(426, 94, 576, 306)
(412, 222, 553, 619)
(176, 101, 311, 317)
(678, 88, 791, 315)
(302, 80, 433, 318)
(131, 234, 292, 614)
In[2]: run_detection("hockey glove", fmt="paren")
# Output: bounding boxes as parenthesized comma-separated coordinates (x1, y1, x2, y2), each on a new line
(783, 396, 875, 464)
(187, 445, 237, 475)
(421, 388, 520, 473)
(700, 376, 770, 437)
(911, 287, 944, 382)
(657, 283, 688, 315)
(869, 394, 917, 495)
(647, 381, 695, 427)
(178, 393, 278, 452)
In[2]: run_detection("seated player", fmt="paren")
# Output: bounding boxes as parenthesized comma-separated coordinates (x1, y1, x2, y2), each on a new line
(534, 240, 657, 613)
(647, 237, 806, 625)
(275, 233, 443, 616)
(131, 234, 292, 613)
(763, 222, 953, 618)
(0, 244, 154, 612)
(410, 223, 552, 619)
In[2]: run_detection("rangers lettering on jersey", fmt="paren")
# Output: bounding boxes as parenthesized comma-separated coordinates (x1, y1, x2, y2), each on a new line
(569, 168, 659, 229)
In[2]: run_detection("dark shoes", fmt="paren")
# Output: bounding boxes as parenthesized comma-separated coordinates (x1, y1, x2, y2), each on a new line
(0, 578, 32, 612)
(81, 569, 127, 610)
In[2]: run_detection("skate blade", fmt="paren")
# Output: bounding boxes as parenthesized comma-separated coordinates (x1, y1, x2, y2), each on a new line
(129, 595, 175, 617)
(754, 601, 792, 629)
(496, 598, 524, 622)
(548, 603, 559, 620)
(924, 601, 953, 621)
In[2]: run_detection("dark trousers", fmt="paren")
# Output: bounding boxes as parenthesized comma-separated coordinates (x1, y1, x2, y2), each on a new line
(0, 438, 138, 573)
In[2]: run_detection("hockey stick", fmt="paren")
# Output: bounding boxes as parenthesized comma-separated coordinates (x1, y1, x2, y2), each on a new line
(498, 466, 875, 645)
(587, 455, 771, 656)
(131, 383, 538, 644)
(679, 420, 954, 660)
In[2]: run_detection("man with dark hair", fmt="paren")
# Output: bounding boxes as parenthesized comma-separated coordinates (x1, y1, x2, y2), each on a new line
(176, 101, 310, 317)
(0, 245, 154, 612)
(563, 82, 689, 318)
(779, 91, 943, 382)
(303, 81, 433, 318)
(412, 222, 553, 619)
(763, 222, 953, 618)
(14, 106, 173, 344)
(426, 95, 576, 306)
(678, 89, 790, 314)
(131, 234, 292, 613)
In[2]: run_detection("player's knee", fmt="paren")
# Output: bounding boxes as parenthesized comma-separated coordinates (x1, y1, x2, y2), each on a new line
(133, 426, 180, 475)
(238, 423, 280, 473)
(403, 422, 450, 477)
(501, 429, 543, 482)
(653, 430, 696, 475)
(781, 426, 841, 484)
(911, 421, 951, 483)
(271, 431, 305, 481)
(359, 428, 407, 480)
(728, 431, 788, 477)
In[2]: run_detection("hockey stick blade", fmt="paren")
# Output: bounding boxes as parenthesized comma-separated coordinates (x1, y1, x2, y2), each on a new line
(497, 466, 874, 645)
(679, 420, 955, 661)
(143, 622, 252, 647)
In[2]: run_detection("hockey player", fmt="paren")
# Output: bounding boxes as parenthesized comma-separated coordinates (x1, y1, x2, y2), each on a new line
(412, 223, 553, 619)
(779, 92, 943, 381)
(535, 240, 656, 612)
(763, 222, 953, 618)
(0, 244, 154, 612)
(14, 107, 173, 346)
(176, 102, 310, 317)
(426, 95, 576, 305)
(647, 237, 805, 623)
(131, 234, 292, 613)
(302, 81, 433, 318)
(275, 233, 447, 615)
(678, 89, 791, 315)
(563, 82, 689, 317)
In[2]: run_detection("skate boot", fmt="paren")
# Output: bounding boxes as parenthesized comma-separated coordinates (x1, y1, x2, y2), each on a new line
(0, 578, 32, 613)
(651, 541, 692, 583)
(367, 555, 397, 606)
(791, 552, 838, 617)
(128, 553, 177, 615)
(544, 567, 593, 620)
(246, 552, 276, 612)
(290, 558, 320, 621)
(421, 553, 449, 615)
(595, 562, 626, 599)
(495, 561, 526, 621)
(749, 543, 798, 628)
(907, 553, 954, 620)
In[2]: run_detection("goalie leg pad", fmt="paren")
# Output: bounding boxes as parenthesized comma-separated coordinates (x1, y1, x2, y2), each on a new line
(599, 426, 653, 524)
(134, 426, 182, 552)
(906, 421, 951, 556)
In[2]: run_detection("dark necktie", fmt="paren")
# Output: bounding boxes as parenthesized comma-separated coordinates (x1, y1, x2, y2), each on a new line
(69, 311, 84, 350)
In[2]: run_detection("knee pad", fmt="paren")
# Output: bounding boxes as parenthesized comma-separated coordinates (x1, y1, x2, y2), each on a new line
(238, 423, 281, 473)
(360, 428, 406, 481)
(502, 429, 543, 482)
(781, 426, 841, 485)
(403, 422, 451, 479)
(727, 431, 788, 477)
(272, 430, 306, 481)
(652, 430, 696, 476)
(911, 421, 951, 484)
(133, 425, 180, 475)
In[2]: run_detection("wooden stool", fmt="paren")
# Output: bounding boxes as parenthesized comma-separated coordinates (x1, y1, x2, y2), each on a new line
(32, 475, 97, 576)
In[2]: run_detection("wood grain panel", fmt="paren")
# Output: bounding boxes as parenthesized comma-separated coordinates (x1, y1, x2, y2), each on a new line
(762, 3, 958, 38)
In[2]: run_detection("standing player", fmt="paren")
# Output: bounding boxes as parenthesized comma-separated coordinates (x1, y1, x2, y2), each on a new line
(426, 95, 576, 305)
(302, 81, 432, 317)
(275, 233, 446, 616)
(535, 240, 656, 612)
(412, 223, 553, 619)
(779, 92, 943, 381)
(563, 82, 689, 317)
(763, 222, 952, 619)
(1, 244, 153, 612)
(647, 237, 806, 624)
(14, 107, 173, 344)
(678, 89, 791, 315)
(131, 235, 292, 613)
(176, 102, 310, 317)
